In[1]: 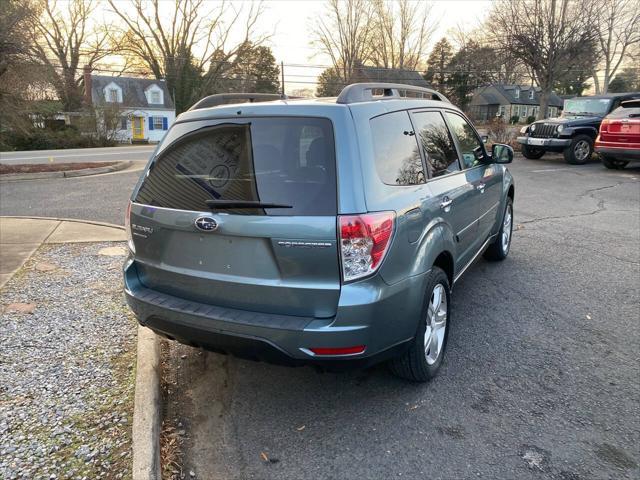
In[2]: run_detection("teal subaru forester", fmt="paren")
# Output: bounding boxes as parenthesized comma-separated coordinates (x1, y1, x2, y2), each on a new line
(124, 84, 515, 382)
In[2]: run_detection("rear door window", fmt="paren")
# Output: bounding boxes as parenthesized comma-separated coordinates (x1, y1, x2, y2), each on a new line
(134, 117, 336, 216)
(370, 111, 425, 186)
(410, 111, 460, 177)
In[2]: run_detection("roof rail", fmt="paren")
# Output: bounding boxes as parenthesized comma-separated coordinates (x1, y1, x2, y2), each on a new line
(189, 93, 286, 111)
(336, 83, 449, 104)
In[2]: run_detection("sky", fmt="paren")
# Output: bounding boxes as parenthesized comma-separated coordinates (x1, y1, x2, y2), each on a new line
(260, 0, 494, 93)
(96, 0, 493, 94)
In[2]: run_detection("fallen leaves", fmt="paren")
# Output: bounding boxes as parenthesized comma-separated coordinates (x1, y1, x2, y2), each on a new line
(260, 451, 280, 464)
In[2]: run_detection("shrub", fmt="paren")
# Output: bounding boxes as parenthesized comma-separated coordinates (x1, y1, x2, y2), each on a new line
(510, 115, 520, 124)
(526, 115, 536, 124)
(487, 118, 516, 145)
(0, 128, 116, 151)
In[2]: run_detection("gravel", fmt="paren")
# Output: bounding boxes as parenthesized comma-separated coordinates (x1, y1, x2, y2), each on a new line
(0, 242, 136, 480)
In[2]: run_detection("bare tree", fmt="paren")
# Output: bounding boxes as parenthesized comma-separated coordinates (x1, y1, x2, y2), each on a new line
(310, 0, 375, 84)
(591, 0, 640, 94)
(28, 0, 110, 111)
(369, 0, 434, 71)
(108, 0, 268, 113)
(490, 0, 598, 120)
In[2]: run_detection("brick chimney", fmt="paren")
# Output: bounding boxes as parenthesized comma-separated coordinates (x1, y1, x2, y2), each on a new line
(83, 65, 92, 106)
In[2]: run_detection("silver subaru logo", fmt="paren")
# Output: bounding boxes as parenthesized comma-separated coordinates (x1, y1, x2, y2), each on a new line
(194, 216, 218, 232)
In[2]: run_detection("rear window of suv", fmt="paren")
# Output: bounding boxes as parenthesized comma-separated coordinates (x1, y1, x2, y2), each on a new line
(134, 117, 336, 216)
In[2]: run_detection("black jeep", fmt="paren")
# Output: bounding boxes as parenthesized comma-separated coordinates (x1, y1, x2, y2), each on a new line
(517, 92, 640, 164)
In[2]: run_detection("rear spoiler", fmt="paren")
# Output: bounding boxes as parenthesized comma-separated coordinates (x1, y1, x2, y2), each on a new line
(621, 99, 640, 108)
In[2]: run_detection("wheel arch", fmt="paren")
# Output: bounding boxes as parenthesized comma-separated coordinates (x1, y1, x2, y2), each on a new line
(571, 127, 598, 140)
(432, 250, 454, 287)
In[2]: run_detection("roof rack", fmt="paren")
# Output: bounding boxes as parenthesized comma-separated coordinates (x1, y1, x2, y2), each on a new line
(336, 83, 449, 104)
(189, 93, 286, 111)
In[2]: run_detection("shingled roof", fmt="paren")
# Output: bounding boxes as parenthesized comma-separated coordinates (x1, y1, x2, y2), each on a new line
(471, 84, 563, 108)
(90, 75, 175, 109)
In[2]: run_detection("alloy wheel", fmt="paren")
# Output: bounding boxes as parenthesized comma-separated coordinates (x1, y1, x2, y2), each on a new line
(574, 140, 591, 162)
(424, 284, 447, 365)
(502, 204, 513, 253)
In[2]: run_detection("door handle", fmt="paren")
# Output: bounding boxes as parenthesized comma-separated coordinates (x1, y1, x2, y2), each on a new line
(476, 182, 486, 193)
(440, 197, 453, 210)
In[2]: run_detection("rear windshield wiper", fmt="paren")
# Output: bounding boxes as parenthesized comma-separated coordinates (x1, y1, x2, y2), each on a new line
(205, 200, 292, 209)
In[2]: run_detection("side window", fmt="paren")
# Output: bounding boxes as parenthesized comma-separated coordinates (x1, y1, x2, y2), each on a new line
(411, 111, 460, 178)
(444, 112, 485, 169)
(370, 111, 425, 186)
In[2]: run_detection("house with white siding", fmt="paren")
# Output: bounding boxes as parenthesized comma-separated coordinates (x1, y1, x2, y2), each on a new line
(83, 67, 175, 143)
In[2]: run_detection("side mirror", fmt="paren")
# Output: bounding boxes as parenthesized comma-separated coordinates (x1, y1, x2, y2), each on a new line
(492, 143, 513, 164)
(481, 135, 489, 144)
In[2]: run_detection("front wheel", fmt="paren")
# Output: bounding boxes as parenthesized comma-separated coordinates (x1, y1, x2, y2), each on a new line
(600, 155, 629, 170)
(484, 197, 513, 261)
(564, 135, 593, 165)
(389, 267, 450, 383)
(521, 144, 545, 159)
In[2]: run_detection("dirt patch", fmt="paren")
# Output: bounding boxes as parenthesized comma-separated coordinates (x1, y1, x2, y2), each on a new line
(0, 162, 116, 174)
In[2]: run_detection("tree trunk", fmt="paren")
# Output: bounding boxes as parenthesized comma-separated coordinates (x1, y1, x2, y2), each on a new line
(538, 88, 551, 120)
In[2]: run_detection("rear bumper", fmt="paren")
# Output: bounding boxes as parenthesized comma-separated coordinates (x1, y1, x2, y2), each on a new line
(595, 143, 640, 160)
(124, 258, 426, 368)
(517, 136, 571, 150)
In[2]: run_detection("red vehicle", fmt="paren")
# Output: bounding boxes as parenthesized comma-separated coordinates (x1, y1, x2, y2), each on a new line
(596, 99, 640, 169)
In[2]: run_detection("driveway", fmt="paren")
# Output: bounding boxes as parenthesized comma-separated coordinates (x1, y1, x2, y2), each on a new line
(162, 155, 640, 480)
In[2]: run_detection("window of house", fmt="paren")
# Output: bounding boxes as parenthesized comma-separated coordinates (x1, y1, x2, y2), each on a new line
(411, 111, 459, 178)
(153, 116, 164, 130)
(444, 112, 486, 169)
(108, 88, 119, 103)
(120, 117, 127, 130)
(150, 90, 161, 104)
(499, 106, 506, 117)
(513, 105, 519, 117)
(529, 89, 535, 100)
(370, 111, 425, 186)
(514, 88, 520, 99)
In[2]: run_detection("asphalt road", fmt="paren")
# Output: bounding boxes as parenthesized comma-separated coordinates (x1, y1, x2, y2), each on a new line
(2, 153, 639, 479)
(0, 164, 144, 225)
(0, 145, 155, 165)
(162, 155, 640, 480)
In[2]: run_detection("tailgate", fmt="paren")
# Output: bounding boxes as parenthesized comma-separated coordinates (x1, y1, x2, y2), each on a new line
(130, 116, 341, 318)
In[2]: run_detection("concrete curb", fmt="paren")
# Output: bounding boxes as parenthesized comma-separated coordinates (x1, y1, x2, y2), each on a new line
(1, 215, 125, 230)
(133, 326, 162, 480)
(0, 160, 132, 181)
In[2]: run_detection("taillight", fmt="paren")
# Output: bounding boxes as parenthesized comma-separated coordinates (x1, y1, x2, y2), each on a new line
(339, 211, 395, 282)
(600, 119, 609, 133)
(125, 200, 135, 253)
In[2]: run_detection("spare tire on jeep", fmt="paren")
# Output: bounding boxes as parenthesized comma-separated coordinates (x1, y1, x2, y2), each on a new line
(564, 134, 594, 165)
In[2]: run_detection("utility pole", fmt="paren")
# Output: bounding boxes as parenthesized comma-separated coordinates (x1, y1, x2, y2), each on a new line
(281, 61, 285, 97)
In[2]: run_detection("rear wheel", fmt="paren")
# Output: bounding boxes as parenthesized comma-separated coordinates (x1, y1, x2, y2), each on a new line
(564, 135, 593, 165)
(600, 155, 629, 170)
(389, 267, 450, 383)
(484, 197, 513, 261)
(521, 144, 545, 159)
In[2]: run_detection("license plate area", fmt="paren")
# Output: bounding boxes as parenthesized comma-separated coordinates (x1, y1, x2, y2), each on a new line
(528, 138, 546, 146)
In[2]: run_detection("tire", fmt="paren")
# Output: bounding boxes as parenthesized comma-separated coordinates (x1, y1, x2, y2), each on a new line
(389, 267, 451, 383)
(521, 144, 545, 159)
(564, 134, 593, 165)
(484, 197, 513, 261)
(600, 154, 629, 170)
